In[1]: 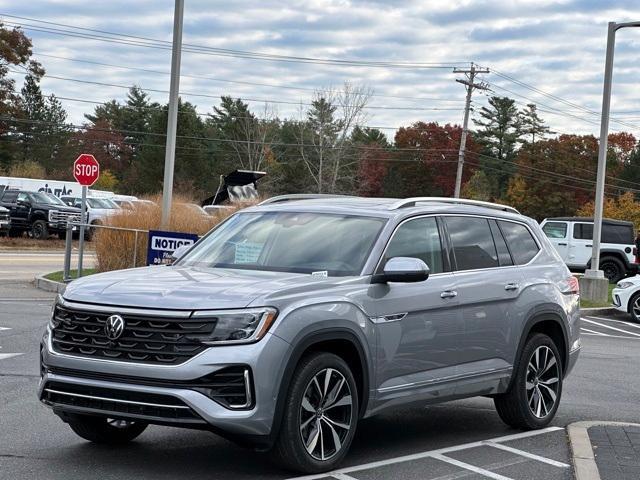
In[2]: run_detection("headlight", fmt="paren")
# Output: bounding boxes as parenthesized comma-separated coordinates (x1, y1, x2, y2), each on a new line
(49, 294, 63, 329)
(616, 281, 634, 289)
(192, 308, 278, 345)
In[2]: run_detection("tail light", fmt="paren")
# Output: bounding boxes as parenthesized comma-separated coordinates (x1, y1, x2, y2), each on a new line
(565, 276, 580, 295)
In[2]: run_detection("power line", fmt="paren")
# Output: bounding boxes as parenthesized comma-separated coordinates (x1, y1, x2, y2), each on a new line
(33, 52, 464, 104)
(2, 15, 467, 69)
(16, 70, 464, 113)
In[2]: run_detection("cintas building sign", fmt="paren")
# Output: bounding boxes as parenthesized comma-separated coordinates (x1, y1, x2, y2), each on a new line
(146, 230, 199, 266)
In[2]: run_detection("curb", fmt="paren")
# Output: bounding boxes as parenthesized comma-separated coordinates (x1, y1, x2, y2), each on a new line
(568, 421, 640, 480)
(34, 274, 66, 294)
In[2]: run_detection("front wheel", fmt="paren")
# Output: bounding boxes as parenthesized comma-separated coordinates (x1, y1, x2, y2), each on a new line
(66, 414, 148, 444)
(628, 292, 640, 323)
(494, 333, 563, 430)
(31, 220, 49, 240)
(273, 352, 359, 474)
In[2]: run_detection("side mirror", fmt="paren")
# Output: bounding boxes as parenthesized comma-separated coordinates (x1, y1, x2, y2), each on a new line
(372, 257, 430, 284)
(169, 244, 191, 264)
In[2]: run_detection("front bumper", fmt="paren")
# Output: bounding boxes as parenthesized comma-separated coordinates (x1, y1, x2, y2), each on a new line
(39, 328, 291, 440)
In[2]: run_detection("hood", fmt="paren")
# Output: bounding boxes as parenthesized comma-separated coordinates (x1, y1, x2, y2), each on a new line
(63, 265, 363, 310)
(39, 203, 81, 212)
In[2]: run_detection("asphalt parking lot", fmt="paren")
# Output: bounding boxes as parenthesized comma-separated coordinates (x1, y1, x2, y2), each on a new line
(1, 279, 640, 480)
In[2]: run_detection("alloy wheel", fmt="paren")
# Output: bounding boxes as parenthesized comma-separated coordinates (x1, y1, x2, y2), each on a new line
(299, 368, 353, 461)
(632, 296, 640, 321)
(526, 346, 560, 418)
(107, 418, 135, 429)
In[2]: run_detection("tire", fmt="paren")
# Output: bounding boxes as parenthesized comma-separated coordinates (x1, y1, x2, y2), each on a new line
(600, 256, 625, 284)
(273, 352, 359, 474)
(66, 414, 148, 444)
(628, 292, 640, 323)
(494, 333, 563, 430)
(31, 220, 49, 240)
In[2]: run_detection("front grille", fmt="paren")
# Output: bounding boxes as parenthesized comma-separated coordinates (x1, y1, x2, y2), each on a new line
(41, 381, 204, 423)
(51, 305, 216, 365)
(0, 210, 9, 222)
(49, 210, 81, 224)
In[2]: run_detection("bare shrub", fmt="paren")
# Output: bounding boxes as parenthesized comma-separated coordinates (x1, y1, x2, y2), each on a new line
(94, 194, 250, 272)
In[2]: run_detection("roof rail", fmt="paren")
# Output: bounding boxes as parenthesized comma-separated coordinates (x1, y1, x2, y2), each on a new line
(388, 197, 520, 214)
(258, 194, 355, 206)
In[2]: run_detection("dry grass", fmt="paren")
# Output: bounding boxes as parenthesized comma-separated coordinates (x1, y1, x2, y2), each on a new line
(0, 236, 69, 250)
(95, 194, 251, 272)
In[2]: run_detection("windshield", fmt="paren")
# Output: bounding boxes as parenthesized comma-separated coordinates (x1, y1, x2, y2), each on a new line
(179, 212, 386, 276)
(87, 198, 114, 208)
(101, 198, 120, 208)
(31, 192, 66, 205)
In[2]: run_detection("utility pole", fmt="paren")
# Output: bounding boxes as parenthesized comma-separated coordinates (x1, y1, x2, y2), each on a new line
(161, 0, 185, 228)
(453, 63, 489, 198)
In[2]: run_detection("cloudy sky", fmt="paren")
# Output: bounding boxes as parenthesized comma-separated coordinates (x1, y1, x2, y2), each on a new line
(2, 0, 640, 137)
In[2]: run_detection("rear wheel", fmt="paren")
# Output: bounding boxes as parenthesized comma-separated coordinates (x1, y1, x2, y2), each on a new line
(494, 333, 563, 429)
(600, 256, 625, 283)
(31, 220, 49, 240)
(273, 352, 358, 473)
(66, 414, 147, 444)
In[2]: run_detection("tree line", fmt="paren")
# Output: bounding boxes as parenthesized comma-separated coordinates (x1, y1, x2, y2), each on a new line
(2, 23, 640, 221)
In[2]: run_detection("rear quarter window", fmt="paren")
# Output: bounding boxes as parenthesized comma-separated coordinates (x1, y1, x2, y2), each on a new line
(602, 224, 634, 245)
(498, 220, 540, 265)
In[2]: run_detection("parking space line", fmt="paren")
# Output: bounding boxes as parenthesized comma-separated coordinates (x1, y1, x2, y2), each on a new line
(587, 316, 640, 330)
(286, 427, 563, 480)
(482, 441, 570, 468)
(0, 353, 23, 360)
(582, 332, 640, 340)
(431, 453, 513, 480)
(581, 328, 606, 336)
(330, 474, 359, 480)
(581, 318, 640, 337)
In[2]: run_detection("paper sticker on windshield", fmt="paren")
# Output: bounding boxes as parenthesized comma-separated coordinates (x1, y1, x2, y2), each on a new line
(311, 271, 328, 278)
(234, 242, 263, 264)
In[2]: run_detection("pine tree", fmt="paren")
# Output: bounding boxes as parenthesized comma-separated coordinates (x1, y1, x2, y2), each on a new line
(518, 104, 552, 144)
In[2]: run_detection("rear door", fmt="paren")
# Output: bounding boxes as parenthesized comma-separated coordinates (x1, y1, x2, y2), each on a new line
(444, 216, 523, 394)
(570, 222, 593, 267)
(541, 221, 569, 262)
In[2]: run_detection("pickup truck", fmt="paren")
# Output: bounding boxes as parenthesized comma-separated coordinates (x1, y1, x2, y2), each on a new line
(0, 189, 81, 239)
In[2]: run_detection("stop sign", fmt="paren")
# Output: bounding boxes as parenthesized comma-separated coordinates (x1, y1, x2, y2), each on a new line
(73, 154, 100, 186)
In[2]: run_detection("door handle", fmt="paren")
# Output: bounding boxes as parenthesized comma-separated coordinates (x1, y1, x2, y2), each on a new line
(505, 283, 520, 291)
(558, 242, 567, 246)
(440, 290, 457, 299)
(585, 244, 592, 247)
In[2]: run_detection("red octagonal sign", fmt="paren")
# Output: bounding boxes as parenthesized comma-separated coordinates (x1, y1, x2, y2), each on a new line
(73, 154, 100, 187)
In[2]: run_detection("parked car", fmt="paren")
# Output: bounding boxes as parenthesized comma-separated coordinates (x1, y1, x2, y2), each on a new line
(61, 196, 120, 240)
(39, 195, 580, 473)
(203, 204, 234, 215)
(0, 206, 10, 235)
(0, 189, 81, 239)
(611, 277, 640, 322)
(540, 217, 637, 283)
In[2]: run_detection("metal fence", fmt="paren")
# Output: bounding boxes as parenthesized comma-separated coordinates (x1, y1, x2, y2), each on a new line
(62, 222, 149, 282)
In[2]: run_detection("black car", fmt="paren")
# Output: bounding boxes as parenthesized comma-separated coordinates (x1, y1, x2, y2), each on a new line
(0, 189, 81, 239)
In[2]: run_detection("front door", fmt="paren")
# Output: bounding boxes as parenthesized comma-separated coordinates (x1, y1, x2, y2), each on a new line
(359, 216, 463, 409)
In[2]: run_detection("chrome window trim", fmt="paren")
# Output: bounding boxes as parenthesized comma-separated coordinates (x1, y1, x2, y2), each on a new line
(43, 388, 190, 409)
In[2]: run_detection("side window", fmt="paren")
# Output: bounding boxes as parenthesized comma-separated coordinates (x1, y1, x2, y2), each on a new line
(2, 191, 17, 203)
(498, 221, 540, 265)
(542, 222, 567, 239)
(489, 220, 513, 266)
(445, 216, 499, 270)
(17, 192, 29, 203)
(573, 223, 593, 240)
(602, 224, 634, 244)
(384, 217, 444, 274)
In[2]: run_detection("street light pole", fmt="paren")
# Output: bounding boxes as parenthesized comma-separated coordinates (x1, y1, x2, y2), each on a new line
(161, 0, 184, 228)
(583, 20, 640, 301)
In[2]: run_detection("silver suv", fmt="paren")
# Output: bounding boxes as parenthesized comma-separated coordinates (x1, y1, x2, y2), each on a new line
(39, 196, 581, 473)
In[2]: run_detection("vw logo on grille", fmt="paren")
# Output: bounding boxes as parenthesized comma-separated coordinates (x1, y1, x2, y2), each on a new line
(105, 315, 125, 341)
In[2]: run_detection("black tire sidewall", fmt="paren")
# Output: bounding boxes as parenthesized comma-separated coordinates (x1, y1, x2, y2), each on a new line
(31, 220, 48, 240)
(629, 292, 640, 322)
(277, 352, 359, 473)
(512, 333, 563, 428)
(600, 257, 624, 283)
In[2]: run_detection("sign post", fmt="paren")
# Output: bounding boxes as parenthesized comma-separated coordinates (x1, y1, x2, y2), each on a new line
(73, 154, 100, 278)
